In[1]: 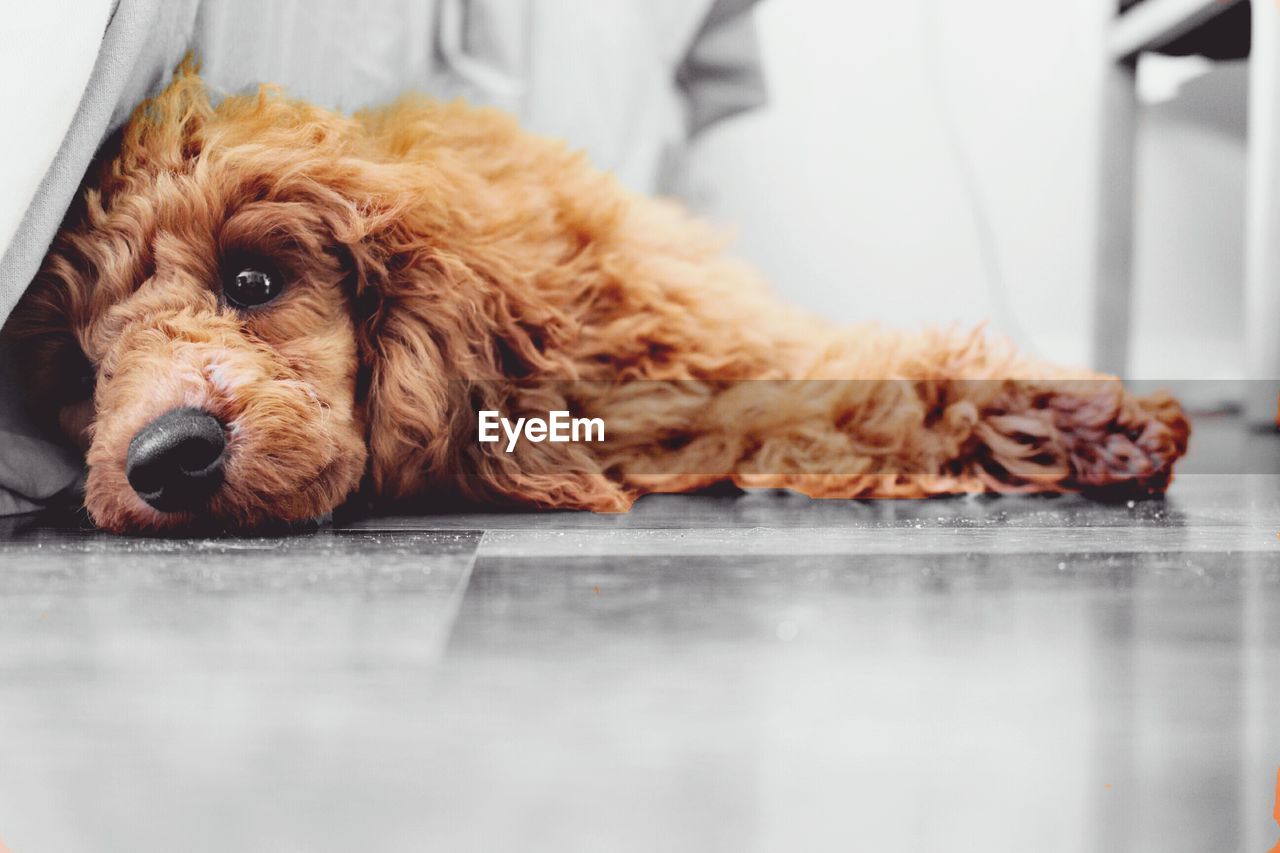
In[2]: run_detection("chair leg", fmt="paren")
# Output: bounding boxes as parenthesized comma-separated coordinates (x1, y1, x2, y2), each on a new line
(1093, 58, 1140, 378)
(1245, 0, 1280, 426)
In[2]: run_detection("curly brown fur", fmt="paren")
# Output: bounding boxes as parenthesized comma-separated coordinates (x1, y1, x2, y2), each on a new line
(4, 63, 1190, 533)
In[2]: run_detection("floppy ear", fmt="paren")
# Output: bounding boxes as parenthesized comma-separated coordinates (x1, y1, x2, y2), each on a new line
(325, 94, 647, 509)
(342, 217, 544, 505)
(337, 168, 630, 510)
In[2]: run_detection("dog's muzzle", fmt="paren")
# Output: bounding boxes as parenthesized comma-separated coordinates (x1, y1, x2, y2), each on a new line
(125, 407, 227, 512)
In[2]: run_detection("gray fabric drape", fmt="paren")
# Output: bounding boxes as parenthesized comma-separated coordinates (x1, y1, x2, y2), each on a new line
(0, 0, 199, 515)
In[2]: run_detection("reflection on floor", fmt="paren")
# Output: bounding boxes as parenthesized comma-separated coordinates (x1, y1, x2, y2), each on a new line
(1, 415, 1279, 853)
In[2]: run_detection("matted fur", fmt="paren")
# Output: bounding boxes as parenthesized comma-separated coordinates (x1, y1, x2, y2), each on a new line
(5, 63, 1190, 532)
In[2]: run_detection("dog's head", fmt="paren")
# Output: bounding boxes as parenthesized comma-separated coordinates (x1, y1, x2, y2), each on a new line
(8, 60, 616, 532)
(6, 64, 483, 532)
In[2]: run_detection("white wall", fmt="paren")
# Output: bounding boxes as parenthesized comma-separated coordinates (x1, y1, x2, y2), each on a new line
(1131, 62, 1246, 381)
(681, 0, 1248, 381)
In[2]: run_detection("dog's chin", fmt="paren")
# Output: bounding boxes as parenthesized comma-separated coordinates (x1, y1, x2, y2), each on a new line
(83, 454, 364, 535)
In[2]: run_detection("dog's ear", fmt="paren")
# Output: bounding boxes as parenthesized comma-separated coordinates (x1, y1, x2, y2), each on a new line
(339, 204, 493, 500)
(113, 55, 211, 181)
(327, 100, 597, 501)
(347, 247, 634, 511)
(334, 171, 572, 500)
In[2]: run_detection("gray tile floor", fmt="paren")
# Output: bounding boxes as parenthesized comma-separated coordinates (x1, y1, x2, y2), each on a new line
(2, 416, 1280, 852)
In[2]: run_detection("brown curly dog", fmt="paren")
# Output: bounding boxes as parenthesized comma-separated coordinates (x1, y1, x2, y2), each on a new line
(5, 63, 1189, 533)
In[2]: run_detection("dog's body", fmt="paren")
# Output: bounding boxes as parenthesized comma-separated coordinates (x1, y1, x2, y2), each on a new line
(5, 66, 1190, 533)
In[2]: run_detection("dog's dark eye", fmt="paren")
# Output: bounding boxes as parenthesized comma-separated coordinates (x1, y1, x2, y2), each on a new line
(224, 267, 283, 309)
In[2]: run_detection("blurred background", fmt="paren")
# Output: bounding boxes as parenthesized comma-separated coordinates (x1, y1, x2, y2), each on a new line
(680, 0, 1245, 382)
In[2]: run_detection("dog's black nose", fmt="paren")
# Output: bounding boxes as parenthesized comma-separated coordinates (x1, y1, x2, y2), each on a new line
(125, 407, 227, 512)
